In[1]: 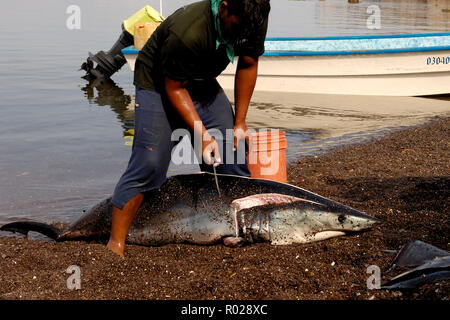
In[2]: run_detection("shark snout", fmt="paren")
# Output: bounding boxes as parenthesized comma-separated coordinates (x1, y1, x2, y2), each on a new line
(335, 208, 382, 232)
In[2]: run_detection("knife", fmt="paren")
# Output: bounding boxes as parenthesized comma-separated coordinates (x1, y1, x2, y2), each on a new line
(211, 156, 221, 197)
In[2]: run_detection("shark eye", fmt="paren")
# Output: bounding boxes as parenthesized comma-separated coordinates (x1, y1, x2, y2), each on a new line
(338, 215, 346, 224)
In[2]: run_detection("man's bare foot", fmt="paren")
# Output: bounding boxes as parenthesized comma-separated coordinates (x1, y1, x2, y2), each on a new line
(106, 194, 144, 259)
(106, 240, 125, 258)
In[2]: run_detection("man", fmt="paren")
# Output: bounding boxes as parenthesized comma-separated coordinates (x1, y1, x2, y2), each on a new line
(107, 0, 271, 257)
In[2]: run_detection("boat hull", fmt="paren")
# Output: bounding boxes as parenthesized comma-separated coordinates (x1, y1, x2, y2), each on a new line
(121, 33, 450, 96)
(218, 51, 450, 96)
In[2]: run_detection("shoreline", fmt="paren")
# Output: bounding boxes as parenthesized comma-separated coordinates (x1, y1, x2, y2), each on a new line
(0, 117, 448, 300)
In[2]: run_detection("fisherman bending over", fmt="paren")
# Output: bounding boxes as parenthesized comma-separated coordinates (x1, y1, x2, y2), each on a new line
(107, 0, 271, 257)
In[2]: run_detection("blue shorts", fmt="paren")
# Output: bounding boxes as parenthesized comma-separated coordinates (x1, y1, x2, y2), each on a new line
(111, 84, 250, 209)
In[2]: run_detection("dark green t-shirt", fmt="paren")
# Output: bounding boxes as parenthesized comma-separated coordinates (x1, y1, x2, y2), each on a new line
(133, 0, 268, 93)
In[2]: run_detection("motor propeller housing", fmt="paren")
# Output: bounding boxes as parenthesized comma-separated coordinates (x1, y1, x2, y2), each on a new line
(80, 24, 133, 79)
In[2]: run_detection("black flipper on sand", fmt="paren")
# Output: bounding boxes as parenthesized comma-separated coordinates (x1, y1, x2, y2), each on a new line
(382, 270, 450, 290)
(386, 240, 449, 273)
(0, 221, 62, 240)
(381, 256, 450, 290)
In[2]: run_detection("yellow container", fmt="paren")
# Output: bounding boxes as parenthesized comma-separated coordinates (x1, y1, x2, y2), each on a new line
(123, 5, 164, 36)
(133, 22, 161, 50)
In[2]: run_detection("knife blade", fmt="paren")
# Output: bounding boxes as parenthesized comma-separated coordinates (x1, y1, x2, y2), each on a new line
(211, 156, 221, 197)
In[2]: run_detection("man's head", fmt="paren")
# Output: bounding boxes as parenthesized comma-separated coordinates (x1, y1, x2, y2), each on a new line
(218, 0, 271, 44)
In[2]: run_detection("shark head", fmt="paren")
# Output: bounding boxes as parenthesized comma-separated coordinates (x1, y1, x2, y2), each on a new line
(233, 193, 381, 245)
(268, 201, 381, 244)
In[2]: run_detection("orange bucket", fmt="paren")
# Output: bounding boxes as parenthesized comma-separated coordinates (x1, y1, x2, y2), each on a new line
(248, 130, 287, 183)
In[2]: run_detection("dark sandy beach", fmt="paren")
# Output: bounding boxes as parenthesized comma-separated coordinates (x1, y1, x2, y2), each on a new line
(0, 117, 448, 300)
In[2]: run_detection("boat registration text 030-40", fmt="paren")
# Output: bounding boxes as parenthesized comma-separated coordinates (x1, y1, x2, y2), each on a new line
(427, 56, 450, 65)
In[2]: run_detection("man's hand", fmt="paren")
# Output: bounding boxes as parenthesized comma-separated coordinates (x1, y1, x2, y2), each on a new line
(202, 131, 221, 167)
(233, 120, 250, 153)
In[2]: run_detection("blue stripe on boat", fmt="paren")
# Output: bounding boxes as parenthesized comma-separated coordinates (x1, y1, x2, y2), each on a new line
(122, 33, 450, 56)
(266, 32, 450, 41)
(264, 46, 450, 56)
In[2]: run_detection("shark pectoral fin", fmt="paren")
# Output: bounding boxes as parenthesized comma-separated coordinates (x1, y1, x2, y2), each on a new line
(223, 236, 245, 248)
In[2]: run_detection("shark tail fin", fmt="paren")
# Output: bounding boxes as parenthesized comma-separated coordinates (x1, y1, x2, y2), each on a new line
(0, 221, 62, 240)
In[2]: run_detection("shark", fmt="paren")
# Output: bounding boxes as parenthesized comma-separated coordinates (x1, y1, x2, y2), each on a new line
(0, 173, 381, 247)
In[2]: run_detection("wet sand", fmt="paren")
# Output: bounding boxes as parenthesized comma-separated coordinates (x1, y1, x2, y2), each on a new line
(240, 91, 450, 136)
(0, 117, 448, 300)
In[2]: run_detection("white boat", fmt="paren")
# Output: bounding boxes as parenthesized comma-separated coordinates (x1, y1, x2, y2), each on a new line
(122, 32, 450, 96)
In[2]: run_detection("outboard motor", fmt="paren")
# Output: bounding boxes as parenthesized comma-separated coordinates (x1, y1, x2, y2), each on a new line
(80, 5, 164, 80)
(80, 25, 133, 80)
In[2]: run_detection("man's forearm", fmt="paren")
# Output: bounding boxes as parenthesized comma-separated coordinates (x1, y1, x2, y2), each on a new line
(234, 55, 258, 124)
(164, 77, 207, 137)
(164, 77, 221, 164)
